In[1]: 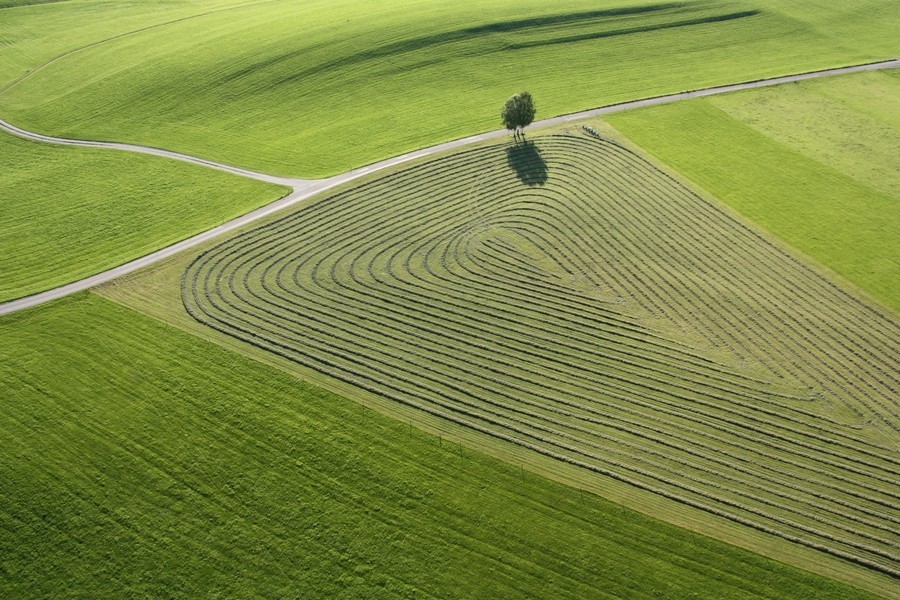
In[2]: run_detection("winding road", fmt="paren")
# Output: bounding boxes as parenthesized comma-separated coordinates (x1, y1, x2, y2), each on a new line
(1, 57, 897, 317)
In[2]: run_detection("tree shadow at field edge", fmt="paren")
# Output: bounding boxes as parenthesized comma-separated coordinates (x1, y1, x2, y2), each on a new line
(506, 141, 548, 187)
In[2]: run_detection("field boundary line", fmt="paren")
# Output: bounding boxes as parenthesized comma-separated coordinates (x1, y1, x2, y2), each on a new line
(0, 58, 897, 316)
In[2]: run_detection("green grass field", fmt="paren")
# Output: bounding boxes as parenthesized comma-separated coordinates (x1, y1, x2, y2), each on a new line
(607, 71, 900, 312)
(0, 130, 286, 302)
(1, 293, 880, 599)
(0, 0, 897, 176)
(0, 0, 68, 7)
(3, 2, 899, 597)
(157, 131, 899, 588)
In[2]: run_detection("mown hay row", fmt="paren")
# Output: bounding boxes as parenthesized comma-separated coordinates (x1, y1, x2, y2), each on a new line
(184, 135, 900, 576)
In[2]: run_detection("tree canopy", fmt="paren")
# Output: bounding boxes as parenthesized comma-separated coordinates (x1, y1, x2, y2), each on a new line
(501, 91, 536, 139)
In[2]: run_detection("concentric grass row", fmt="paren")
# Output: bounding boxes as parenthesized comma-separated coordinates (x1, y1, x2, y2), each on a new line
(184, 135, 899, 577)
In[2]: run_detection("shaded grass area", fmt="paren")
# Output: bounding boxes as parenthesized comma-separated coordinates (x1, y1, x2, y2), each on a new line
(266, 3, 732, 85)
(0, 0, 897, 176)
(0, 130, 286, 302)
(505, 141, 548, 186)
(506, 9, 759, 50)
(607, 71, 900, 312)
(0, 292, 880, 599)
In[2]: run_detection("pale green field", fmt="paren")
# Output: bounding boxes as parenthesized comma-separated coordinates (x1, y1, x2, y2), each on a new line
(607, 70, 900, 311)
(0, 130, 286, 302)
(0, 0, 897, 176)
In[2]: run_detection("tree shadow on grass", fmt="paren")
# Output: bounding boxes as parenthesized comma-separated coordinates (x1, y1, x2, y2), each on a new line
(506, 141, 548, 186)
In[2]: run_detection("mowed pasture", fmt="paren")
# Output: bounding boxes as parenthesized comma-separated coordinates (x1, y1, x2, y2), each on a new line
(1, 0, 898, 175)
(608, 70, 900, 312)
(183, 133, 900, 581)
(0, 130, 286, 302)
(3, 293, 880, 599)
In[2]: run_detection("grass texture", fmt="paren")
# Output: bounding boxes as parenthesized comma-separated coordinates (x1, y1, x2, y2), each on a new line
(0, 0, 66, 8)
(0, 130, 286, 302)
(0, 293, 881, 599)
(0, 0, 897, 175)
(181, 133, 900, 584)
(607, 71, 900, 312)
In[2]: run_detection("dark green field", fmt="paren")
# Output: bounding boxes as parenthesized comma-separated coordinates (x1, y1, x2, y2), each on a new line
(2, 293, 880, 598)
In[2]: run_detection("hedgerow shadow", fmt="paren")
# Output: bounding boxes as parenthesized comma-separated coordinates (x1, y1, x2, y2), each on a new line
(506, 141, 548, 186)
(268, 4, 680, 85)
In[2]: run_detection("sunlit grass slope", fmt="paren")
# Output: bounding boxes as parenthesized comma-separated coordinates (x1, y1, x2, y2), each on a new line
(0, 0, 249, 85)
(1, 0, 897, 176)
(0, 0, 66, 7)
(0, 130, 286, 302)
(0, 293, 880, 599)
(607, 70, 900, 312)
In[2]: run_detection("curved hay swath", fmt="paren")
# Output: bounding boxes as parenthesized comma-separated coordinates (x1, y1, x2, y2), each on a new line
(184, 135, 900, 576)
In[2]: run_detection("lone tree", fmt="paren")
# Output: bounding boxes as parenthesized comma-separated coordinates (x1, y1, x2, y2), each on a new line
(501, 91, 536, 142)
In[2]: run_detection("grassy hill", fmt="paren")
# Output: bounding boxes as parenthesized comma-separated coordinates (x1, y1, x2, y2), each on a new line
(607, 70, 900, 312)
(0, 292, 880, 599)
(1, 0, 897, 176)
(0, 130, 286, 302)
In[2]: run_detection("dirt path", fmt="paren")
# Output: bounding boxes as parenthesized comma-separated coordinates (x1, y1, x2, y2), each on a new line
(0, 117, 302, 186)
(1, 58, 897, 316)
